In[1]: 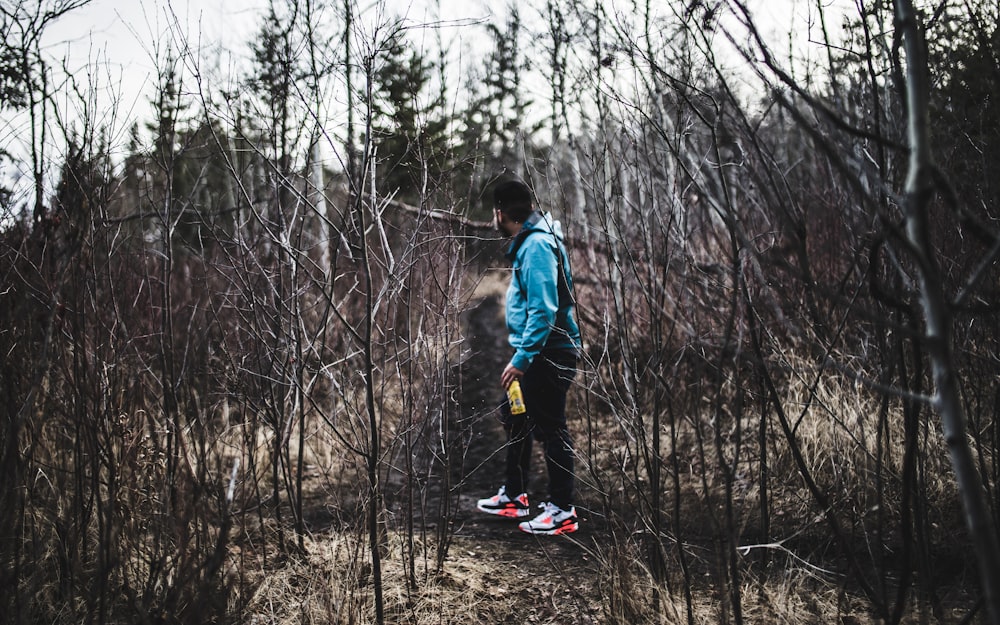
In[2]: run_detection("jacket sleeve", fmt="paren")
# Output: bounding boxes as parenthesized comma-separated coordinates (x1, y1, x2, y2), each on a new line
(510, 237, 560, 371)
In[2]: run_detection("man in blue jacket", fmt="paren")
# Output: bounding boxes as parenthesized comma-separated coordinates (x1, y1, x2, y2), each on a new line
(476, 179, 582, 535)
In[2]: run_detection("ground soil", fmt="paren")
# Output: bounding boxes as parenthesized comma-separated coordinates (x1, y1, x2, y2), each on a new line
(277, 280, 984, 624)
(292, 283, 608, 624)
(270, 274, 608, 625)
(443, 288, 606, 623)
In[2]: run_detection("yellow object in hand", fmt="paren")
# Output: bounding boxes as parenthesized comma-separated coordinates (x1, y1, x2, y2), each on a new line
(507, 379, 526, 415)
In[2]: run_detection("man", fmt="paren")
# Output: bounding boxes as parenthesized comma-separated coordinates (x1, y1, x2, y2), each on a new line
(476, 178, 582, 535)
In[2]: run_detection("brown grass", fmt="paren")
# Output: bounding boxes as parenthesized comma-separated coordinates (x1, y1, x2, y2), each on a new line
(2, 214, 990, 625)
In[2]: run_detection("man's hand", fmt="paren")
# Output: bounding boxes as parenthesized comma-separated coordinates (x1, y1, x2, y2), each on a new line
(501, 363, 524, 389)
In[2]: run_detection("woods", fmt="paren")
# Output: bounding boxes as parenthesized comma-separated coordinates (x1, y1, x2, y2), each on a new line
(2, 0, 1000, 623)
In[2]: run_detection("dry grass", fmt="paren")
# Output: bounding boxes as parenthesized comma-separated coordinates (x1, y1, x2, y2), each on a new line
(2, 223, 992, 625)
(228, 520, 977, 625)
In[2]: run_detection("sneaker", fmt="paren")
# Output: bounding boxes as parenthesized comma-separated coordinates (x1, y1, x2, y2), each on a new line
(518, 502, 579, 535)
(476, 486, 531, 518)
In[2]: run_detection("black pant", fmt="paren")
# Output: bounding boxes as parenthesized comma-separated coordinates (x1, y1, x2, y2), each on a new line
(503, 350, 578, 510)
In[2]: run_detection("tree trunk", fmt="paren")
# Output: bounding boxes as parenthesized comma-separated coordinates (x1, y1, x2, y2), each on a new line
(894, 2, 1000, 622)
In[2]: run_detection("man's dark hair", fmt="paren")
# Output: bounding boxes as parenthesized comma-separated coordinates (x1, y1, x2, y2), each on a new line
(493, 179, 534, 223)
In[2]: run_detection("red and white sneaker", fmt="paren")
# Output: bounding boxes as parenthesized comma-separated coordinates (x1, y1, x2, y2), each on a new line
(476, 486, 531, 518)
(518, 502, 579, 535)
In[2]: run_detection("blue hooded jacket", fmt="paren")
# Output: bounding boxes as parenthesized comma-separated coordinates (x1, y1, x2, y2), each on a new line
(504, 211, 582, 372)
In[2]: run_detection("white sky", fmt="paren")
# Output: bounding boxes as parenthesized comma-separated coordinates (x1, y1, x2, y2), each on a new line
(6, 0, 854, 188)
(40, 1, 259, 134)
(41, 0, 493, 122)
(12, 0, 496, 186)
(0, 0, 855, 215)
(38, 0, 851, 125)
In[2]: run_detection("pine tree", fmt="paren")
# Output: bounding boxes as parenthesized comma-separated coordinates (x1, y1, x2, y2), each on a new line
(479, 4, 531, 173)
(451, 2, 533, 220)
(370, 28, 451, 204)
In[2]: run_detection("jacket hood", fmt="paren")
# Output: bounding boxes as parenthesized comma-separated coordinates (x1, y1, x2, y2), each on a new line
(505, 211, 564, 259)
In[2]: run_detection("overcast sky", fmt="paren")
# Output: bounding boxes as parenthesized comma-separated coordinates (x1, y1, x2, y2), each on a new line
(39, 0, 848, 120)
(13, 0, 856, 177)
(41, 0, 492, 119)
(0, 0, 852, 207)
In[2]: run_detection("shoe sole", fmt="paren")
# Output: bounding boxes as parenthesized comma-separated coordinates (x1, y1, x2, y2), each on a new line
(477, 505, 531, 518)
(518, 522, 579, 535)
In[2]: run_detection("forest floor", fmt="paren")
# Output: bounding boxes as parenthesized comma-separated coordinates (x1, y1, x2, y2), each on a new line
(243, 277, 609, 624)
(408, 275, 607, 623)
(243, 276, 982, 624)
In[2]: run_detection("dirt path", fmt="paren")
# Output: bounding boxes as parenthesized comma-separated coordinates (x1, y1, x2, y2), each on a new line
(441, 288, 605, 624)
(291, 283, 606, 623)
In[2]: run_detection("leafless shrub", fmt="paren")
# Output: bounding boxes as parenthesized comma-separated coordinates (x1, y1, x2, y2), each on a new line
(2, 0, 998, 624)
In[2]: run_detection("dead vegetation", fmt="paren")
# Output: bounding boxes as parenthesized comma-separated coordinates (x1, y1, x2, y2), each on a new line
(3, 0, 1000, 623)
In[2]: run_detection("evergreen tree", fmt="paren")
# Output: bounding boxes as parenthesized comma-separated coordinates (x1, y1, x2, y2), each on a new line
(250, 0, 301, 164)
(479, 4, 531, 172)
(141, 54, 210, 254)
(452, 3, 534, 219)
(248, 0, 311, 251)
(53, 131, 113, 246)
(112, 54, 238, 255)
(0, 27, 27, 111)
(929, 0, 1000, 223)
(370, 28, 451, 204)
